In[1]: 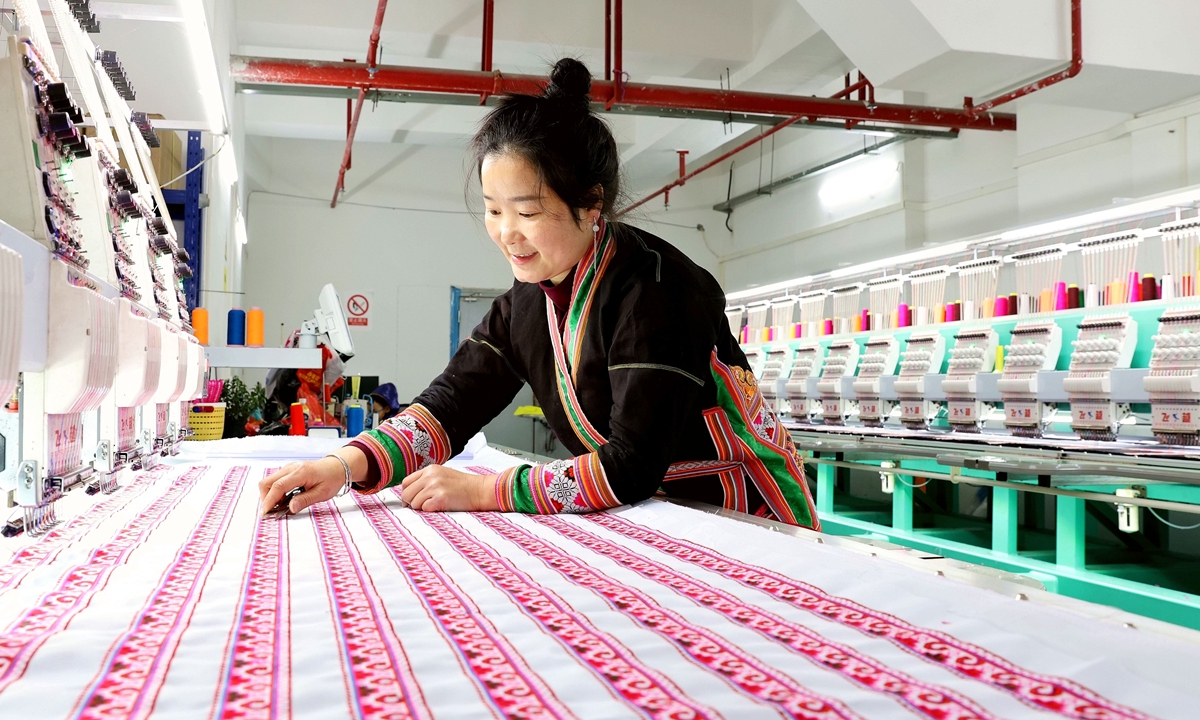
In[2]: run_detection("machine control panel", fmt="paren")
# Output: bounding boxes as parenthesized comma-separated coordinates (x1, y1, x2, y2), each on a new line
(1065, 314, 1138, 440)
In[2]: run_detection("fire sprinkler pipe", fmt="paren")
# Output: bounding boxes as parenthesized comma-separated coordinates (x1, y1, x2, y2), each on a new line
(617, 114, 806, 216)
(966, 0, 1081, 116)
(604, 0, 611, 81)
(232, 57, 1016, 132)
(332, 0, 389, 208)
(481, 0, 494, 72)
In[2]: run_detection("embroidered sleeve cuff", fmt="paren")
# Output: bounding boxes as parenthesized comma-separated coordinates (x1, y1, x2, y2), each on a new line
(497, 453, 621, 514)
(347, 404, 452, 494)
(495, 465, 535, 513)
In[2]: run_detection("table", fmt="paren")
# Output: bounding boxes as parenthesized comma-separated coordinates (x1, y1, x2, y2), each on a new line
(0, 436, 1196, 718)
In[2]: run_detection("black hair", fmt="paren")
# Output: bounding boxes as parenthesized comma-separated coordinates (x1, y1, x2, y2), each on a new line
(471, 58, 621, 223)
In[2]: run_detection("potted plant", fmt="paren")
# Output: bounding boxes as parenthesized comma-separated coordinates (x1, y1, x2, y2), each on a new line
(221, 376, 266, 439)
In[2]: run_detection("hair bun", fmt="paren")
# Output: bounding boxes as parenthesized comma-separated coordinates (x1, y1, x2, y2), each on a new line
(545, 58, 592, 102)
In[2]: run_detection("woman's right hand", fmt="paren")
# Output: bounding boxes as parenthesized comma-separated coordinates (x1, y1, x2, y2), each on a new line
(259, 450, 363, 516)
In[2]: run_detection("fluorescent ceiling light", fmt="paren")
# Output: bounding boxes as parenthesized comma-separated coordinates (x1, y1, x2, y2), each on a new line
(235, 210, 248, 246)
(726, 276, 814, 302)
(999, 186, 1200, 242)
(818, 157, 899, 210)
(179, 0, 227, 134)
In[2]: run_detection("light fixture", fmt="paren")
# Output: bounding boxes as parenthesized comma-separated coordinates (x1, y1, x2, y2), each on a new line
(999, 185, 1200, 242)
(179, 0, 227, 134)
(817, 156, 899, 210)
(235, 209, 248, 246)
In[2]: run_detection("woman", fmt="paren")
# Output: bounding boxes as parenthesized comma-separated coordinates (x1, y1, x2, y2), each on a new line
(260, 59, 819, 529)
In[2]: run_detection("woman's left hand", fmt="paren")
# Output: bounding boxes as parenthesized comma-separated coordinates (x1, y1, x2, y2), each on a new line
(401, 465, 500, 512)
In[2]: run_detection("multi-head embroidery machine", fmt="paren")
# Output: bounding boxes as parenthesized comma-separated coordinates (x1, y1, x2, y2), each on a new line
(0, 19, 204, 538)
(728, 187, 1200, 631)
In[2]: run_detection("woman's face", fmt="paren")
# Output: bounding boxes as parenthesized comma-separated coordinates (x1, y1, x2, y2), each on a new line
(482, 153, 596, 285)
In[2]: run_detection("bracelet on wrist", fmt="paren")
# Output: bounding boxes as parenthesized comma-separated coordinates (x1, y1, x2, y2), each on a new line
(325, 454, 354, 497)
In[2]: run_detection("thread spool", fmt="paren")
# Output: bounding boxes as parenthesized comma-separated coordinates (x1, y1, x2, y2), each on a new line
(1128, 272, 1140, 303)
(962, 300, 974, 321)
(191, 307, 209, 345)
(982, 297, 994, 319)
(1008, 294, 1018, 316)
(1141, 274, 1157, 302)
(994, 296, 1009, 317)
(246, 307, 265, 347)
(936, 305, 946, 323)
(824, 319, 834, 336)
(945, 303, 957, 323)
(346, 404, 365, 438)
(1039, 289, 1053, 313)
(1162, 274, 1177, 301)
(897, 303, 910, 328)
(904, 305, 913, 328)
(1067, 284, 1080, 309)
(917, 306, 929, 326)
(289, 402, 306, 436)
(852, 315, 862, 333)
(227, 308, 246, 347)
(1054, 282, 1068, 311)
(995, 345, 1005, 373)
(1085, 284, 1100, 308)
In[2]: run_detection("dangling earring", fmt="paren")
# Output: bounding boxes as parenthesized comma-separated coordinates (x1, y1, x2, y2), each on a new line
(592, 216, 601, 234)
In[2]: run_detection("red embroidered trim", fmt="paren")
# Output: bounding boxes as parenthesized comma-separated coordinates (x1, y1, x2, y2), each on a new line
(354, 494, 572, 717)
(528, 454, 619, 514)
(541, 516, 992, 720)
(214, 491, 292, 720)
(0, 465, 209, 693)
(310, 501, 427, 719)
(474, 513, 859, 720)
(0, 466, 165, 596)
(590, 512, 1154, 720)
(423, 513, 714, 719)
(360, 404, 452, 494)
(74, 466, 248, 719)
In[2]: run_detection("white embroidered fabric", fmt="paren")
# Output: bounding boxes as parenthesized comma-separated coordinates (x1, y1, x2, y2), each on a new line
(0, 436, 1196, 719)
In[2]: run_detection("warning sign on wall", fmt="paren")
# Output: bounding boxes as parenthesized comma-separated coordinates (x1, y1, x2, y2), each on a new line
(346, 293, 370, 328)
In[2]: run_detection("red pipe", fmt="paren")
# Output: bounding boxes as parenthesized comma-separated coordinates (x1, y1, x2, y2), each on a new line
(967, 0, 1081, 115)
(333, 88, 368, 207)
(831, 75, 869, 100)
(604, 0, 611, 81)
(481, 0, 494, 72)
(332, 0, 389, 208)
(234, 57, 1015, 132)
(613, 0, 622, 82)
(617, 114, 805, 216)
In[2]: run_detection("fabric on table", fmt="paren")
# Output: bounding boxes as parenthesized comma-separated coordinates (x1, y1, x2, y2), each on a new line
(0, 450, 1196, 718)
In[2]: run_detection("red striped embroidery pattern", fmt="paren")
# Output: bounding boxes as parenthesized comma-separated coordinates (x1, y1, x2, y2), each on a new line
(353, 493, 573, 718)
(0, 465, 209, 693)
(538, 516, 992, 720)
(421, 512, 714, 720)
(589, 512, 1153, 720)
(0, 466, 165, 595)
(214, 497, 291, 720)
(73, 466, 249, 720)
(309, 501, 429, 720)
(473, 513, 859, 720)
(356, 404, 452, 493)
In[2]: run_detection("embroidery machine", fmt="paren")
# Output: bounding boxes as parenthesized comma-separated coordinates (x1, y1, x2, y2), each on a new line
(0, 25, 203, 537)
(728, 186, 1200, 631)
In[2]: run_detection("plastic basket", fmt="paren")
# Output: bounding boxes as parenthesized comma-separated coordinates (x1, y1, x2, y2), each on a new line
(188, 402, 226, 441)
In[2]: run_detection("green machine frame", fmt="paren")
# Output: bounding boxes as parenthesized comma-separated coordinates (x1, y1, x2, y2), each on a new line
(759, 298, 1200, 630)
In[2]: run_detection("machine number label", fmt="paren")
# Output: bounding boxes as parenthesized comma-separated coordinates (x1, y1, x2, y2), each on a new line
(821, 398, 843, 419)
(1152, 404, 1200, 432)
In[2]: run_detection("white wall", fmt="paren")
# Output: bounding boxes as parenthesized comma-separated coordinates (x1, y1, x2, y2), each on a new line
(636, 91, 1200, 296)
(240, 136, 514, 404)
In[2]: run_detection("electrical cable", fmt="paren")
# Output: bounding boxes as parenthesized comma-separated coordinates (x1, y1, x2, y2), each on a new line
(160, 136, 228, 189)
(249, 190, 475, 216)
(1148, 507, 1200, 530)
(893, 474, 931, 489)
